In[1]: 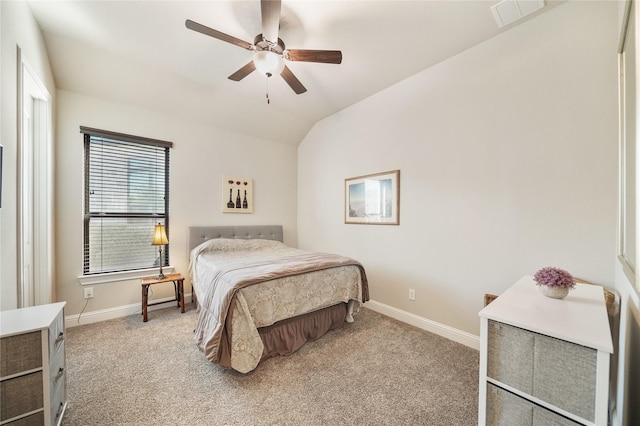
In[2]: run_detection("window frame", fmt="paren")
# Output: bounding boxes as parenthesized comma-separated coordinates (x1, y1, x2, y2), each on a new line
(80, 126, 172, 279)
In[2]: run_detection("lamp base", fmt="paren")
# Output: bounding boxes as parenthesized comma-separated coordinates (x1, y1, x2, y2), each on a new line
(156, 245, 165, 280)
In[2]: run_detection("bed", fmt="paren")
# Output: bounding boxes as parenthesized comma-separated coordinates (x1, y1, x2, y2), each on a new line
(188, 225, 369, 373)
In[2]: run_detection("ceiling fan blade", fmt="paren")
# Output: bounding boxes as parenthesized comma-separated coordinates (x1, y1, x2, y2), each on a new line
(185, 19, 253, 50)
(284, 49, 342, 64)
(280, 66, 307, 94)
(228, 61, 256, 81)
(261, 0, 281, 43)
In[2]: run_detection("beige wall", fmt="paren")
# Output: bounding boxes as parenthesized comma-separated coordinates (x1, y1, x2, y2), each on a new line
(55, 90, 298, 317)
(298, 1, 618, 336)
(0, 1, 56, 310)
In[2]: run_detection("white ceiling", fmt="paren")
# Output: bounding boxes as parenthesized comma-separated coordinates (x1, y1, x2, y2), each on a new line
(27, 0, 562, 145)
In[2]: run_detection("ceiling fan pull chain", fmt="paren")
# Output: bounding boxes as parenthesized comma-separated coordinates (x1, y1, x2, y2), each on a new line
(266, 72, 272, 104)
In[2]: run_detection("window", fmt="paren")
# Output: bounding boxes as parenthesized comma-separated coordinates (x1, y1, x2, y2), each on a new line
(81, 127, 172, 275)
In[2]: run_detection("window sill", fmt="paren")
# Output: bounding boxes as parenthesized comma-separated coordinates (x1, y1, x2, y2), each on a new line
(77, 266, 176, 285)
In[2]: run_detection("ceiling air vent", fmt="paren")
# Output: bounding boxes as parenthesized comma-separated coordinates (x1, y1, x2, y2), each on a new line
(490, 0, 545, 28)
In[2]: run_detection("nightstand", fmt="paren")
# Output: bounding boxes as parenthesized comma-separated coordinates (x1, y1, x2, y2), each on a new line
(140, 273, 185, 322)
(478, 276, 613, 425)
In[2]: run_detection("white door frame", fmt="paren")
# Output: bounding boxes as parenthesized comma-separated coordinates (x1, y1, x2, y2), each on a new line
(18, 48, 53, 307)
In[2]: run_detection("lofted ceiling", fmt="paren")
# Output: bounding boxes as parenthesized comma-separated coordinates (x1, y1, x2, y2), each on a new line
(27, 0, 562, 145)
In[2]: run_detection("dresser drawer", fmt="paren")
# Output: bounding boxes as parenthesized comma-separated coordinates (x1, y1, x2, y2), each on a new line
(0, 371, 44, 421)
(48, 311, 65, 359)
(1, 332, 43, 377)
(49, 341, 65, 391)
(49, 376, 66, 426)
(487, 383, 581, 426)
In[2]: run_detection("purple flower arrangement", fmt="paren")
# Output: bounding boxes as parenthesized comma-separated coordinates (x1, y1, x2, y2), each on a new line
(533, 266, 576, 289)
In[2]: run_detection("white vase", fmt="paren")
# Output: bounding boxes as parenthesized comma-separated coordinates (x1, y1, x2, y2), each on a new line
(539, 285, 569, 299)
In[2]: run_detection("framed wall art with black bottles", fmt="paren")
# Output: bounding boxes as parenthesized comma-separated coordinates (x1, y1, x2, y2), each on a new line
(222, 176, 253, 213)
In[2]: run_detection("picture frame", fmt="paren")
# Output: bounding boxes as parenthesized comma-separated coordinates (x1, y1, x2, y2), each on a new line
(345, 170, 400, 225)
(222, 176, 253, 213)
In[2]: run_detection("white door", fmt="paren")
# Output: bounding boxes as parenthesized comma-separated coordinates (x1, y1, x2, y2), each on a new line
(20, 93, 34, 307)
(19, 53, 52, 307)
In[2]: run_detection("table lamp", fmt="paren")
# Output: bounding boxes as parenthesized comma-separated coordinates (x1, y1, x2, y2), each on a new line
(152, 223, 168, 279)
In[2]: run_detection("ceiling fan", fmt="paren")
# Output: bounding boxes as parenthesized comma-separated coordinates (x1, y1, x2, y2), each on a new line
(185, 0, 342, 97)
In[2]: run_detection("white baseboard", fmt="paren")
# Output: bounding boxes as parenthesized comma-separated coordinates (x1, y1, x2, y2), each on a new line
(66, 293, 194, 328)
(365, 300, 480, 350)
(66, 295, 480, 351)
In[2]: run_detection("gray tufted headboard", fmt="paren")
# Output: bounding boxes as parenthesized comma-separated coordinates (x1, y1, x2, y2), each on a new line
(188, 225, 283, 252)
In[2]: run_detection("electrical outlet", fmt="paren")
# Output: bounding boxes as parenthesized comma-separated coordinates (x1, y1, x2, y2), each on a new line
(84, 287, 94, 299)
(409, 289, 416, 301)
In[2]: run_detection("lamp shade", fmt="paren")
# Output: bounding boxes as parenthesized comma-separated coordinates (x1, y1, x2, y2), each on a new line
(152, 223, 168, 245)
(253, 50, 284, 77)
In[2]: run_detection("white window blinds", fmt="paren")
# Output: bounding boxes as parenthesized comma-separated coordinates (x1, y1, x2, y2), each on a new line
(82, 127, 172, 275)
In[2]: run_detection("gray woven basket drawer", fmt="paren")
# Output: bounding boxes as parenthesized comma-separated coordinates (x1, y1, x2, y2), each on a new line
(488, 320, 597, 422)
(0, 371, 44, 421)
(1, 331, 43, 377)
(487, 383, 581, 426)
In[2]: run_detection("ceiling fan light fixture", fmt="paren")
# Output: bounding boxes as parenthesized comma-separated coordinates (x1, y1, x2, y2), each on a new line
(186, 0, 339, 94)
(253, 50, 284, 77)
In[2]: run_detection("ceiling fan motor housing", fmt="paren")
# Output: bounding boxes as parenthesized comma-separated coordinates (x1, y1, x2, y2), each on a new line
(254, 34, 285, 54)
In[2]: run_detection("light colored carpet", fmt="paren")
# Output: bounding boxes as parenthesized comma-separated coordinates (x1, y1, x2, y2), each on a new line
(62, 305, 479, 425)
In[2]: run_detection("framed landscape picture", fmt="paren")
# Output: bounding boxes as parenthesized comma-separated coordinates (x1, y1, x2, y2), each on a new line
(222, 176, 253, 213)
(345, 170, 399, 225)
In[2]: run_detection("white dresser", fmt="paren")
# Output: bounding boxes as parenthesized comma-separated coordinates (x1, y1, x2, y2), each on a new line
(478, 277, 613, 426)
(1, 302, 67, 426)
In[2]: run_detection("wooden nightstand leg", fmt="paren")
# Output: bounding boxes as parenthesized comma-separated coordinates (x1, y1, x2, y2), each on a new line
(178, 280, 185, 313)
(142, 284, 149, 322)
(173, 281, 179, 308)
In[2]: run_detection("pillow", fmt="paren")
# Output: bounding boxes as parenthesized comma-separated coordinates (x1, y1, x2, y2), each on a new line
(195, 237, 286, 254)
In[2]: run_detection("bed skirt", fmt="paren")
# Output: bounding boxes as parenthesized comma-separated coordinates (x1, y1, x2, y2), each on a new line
(258, 303, 347, 362)
(206, 299, 350, 370)
(217, 303, 348, 369)
(216, 303, 347, 369)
